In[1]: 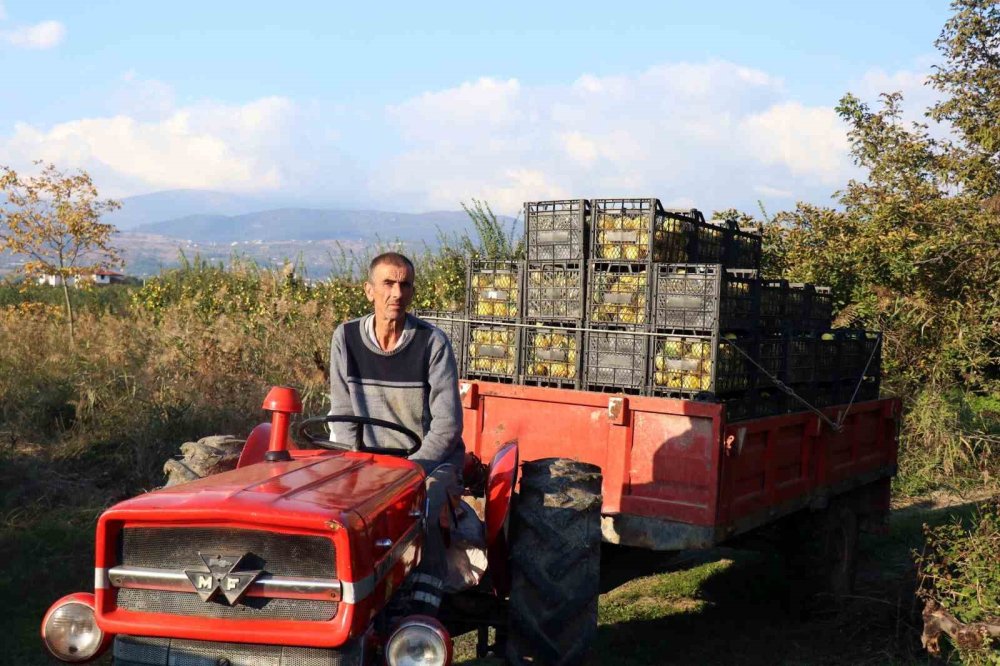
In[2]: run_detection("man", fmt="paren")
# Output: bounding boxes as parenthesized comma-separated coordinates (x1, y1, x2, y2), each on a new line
(328, 251, 464, 616)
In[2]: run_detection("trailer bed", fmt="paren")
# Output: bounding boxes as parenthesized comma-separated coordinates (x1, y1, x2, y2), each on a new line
(459, 381, 899, 550)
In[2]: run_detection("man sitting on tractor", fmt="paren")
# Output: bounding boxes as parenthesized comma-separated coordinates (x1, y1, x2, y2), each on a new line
(328, 251, 465, 617)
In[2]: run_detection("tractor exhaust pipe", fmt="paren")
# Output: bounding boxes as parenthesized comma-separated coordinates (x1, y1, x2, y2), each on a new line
(261, 386, 302, 462)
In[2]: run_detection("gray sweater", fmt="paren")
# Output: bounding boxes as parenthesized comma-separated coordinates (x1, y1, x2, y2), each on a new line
(328, 313, 465, 473)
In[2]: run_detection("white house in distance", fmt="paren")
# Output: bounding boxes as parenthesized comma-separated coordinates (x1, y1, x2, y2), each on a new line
(37, 269, 126, 287)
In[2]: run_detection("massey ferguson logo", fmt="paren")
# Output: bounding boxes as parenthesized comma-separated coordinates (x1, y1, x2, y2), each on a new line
(184, 553, 262, 604)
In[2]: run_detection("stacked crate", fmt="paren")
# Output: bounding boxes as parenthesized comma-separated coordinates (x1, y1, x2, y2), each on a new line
(649, 264, 758, 418)
(465, 259, 522, 383)
(521, 200, 590, 388)
(583, 199, 668, 394)
(436, 194, 879, 417)
(416, 310, 468, 373)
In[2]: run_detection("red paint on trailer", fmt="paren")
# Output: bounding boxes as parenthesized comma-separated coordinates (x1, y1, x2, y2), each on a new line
(459, 380, 899, 536)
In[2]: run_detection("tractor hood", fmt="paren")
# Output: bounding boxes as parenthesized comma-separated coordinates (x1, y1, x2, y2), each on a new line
(92, 450, 427, 649)
(103, 450, 425, 531)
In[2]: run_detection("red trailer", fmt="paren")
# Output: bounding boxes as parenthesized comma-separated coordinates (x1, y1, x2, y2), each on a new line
(459, 380, 899, 551)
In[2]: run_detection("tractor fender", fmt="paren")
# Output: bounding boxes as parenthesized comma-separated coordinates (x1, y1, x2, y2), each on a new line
(484, 441, 518, 597)
(236, 423, 272, 468)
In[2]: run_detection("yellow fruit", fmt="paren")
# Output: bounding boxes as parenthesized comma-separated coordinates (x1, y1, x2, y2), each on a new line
(550, 364, 568, 378)
(653, 371, 667, 386)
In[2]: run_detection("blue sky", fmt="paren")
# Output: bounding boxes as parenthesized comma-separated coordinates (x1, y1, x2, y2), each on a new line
(0, 0, 953, 214)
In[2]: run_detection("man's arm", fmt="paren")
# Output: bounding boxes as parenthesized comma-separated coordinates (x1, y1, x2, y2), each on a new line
(328, 324, 359, 446)
(410, 331, 462, 474)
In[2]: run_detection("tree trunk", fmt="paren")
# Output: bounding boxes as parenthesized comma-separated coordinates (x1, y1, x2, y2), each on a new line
(61, 276, 74, 345)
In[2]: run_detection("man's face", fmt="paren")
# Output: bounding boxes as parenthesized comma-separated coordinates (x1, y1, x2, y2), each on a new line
(364, 261, 415, 324)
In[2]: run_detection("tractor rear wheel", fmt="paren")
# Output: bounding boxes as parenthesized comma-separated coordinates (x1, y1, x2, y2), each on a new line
(506, 458, 602, 666)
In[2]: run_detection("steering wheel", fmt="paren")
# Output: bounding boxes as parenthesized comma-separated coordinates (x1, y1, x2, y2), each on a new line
(297, 414, 422, 457)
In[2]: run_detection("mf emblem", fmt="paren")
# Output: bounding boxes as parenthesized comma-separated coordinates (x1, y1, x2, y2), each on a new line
(184, 553, 262, 604)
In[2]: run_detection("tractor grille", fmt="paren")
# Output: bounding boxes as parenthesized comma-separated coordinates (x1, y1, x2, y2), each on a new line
(116, 526, 338, 620)
(120, 527, 336, 578)
(116, 588, 337, 621)
(113, 634, 364, 666)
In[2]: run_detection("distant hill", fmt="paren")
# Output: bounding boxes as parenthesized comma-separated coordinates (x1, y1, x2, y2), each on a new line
(133, 208, 485, 244)
(105, 190, 294, 230)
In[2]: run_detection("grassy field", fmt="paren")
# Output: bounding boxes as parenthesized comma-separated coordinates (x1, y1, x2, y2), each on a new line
(6, 491, 985, 665)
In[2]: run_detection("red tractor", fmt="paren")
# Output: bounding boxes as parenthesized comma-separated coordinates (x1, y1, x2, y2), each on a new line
(41, 386, 603, 665)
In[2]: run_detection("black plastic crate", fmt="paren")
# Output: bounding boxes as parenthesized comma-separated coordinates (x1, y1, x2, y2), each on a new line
(415, 311, 468, 375)
(787, 283, 814, 323)
(465, 322, 521, 383)
(785, 383, 816, 413)
(591, 198, 694, 262)
(812, 381, 845, 409)
(755, 333, 788, 388)
(810, 286, 833, 330)
(725, 224, 763, 270)
(692, 219, 727, 264)
(815, 331, 840, 382)
(521, 322, 583, 389)
(525, 263, 586, 322)
(787, 332, 817, 384)
(758, 279, 788, 330)
(856, 374, 881, 402)
(467, 260, 523, 320)
(652, 264, 757, 333)
(649, 332, 753, 397)
(583, 328, 649, 394)
(724, 393, 757, 422)
(836, 329, 865, 382)
(587, 262, 651, 326)
(525, 199, 590, 263)
(861, 331, 883, 380)
(755, 386, 790, 418)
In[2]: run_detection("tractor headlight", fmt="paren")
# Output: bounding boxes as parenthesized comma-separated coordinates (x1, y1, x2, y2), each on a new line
(386, 616, 452, 666)
(42, 594, 105, 662)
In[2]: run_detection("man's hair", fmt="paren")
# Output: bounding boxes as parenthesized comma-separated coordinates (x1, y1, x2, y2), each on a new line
(368, 252, 415, 282)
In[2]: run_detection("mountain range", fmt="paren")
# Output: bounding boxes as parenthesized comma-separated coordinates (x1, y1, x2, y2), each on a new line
(0, 190, 515, 278)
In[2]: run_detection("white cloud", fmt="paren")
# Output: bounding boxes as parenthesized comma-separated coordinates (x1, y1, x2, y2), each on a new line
(754, 185, 794, 199)
(740, 102, 850, 184)
(2, 20, 66, 49)
(0, 2, 7, 20)
(381, 62, 852, 213)
(1, 80, 361, 199)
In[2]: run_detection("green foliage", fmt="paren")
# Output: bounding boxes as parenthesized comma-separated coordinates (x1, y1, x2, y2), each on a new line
(916, 498, 1000, 661)
(895, 390, 1000, 498)
(458, 198, 525, 261)
(928, 0, 1000, 199)
(0, 280, 135, 316)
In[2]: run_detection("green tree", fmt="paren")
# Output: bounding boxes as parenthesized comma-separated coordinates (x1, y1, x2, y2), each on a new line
(928, 0, 1000, 199)
(0, 162, 122, 342)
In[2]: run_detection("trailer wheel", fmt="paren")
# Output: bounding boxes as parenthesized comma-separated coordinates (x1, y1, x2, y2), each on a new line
(822, 503, 859, 599)
(783, 501, 859, 605)
(506, 458, 602, 666)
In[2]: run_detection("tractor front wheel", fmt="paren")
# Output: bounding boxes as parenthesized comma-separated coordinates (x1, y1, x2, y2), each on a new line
(506, 458, 603, 666)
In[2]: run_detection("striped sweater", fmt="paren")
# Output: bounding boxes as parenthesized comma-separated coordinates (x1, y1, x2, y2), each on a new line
(328, 313, 464, 473)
